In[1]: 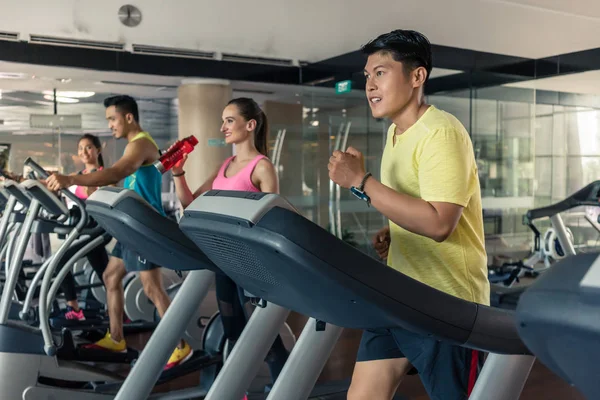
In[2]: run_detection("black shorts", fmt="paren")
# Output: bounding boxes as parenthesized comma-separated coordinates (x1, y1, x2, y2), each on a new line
(111, 241, 159, 273)
(357, 327, 485, 399)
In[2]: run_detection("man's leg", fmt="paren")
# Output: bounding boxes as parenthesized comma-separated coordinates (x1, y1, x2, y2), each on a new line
(139, 268, 171, 319)
(392, 328, 483, 400)
(136, 260, 192, 370)
(103, 256, 127, 342)
(347, 329, 413, 400)
(82, 252, 127, 352)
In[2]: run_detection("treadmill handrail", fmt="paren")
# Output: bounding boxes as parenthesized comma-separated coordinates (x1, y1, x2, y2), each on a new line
(2, 180, 31, 208)
(525, 180, 600, 222)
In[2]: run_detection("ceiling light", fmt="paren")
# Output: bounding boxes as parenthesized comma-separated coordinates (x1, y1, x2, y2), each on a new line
(43, 95, 79, 103)
(0, 72, 28, 79)
(42, 90, 95, 98)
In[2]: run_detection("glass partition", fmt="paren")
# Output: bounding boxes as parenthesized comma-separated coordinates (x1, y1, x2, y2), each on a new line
(294, 87, 387, 257)
(0, 92, 174, 178)
(3, 79, 600, 258)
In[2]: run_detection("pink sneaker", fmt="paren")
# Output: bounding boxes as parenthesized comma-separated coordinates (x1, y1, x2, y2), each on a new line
(64, 306, 86, 321)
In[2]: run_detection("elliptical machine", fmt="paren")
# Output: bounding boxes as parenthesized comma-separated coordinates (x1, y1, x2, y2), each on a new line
(1, 159, 224, 399)
(490, 180, 600, 309)
(0, 179, 127, 398)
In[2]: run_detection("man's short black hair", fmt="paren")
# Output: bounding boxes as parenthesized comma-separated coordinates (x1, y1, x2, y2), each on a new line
(103, 95, 139, 122)
(361, 30, 433, 81)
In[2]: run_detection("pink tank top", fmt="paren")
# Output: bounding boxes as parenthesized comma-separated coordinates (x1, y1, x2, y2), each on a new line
(212, 155, 267, 192)
(74, 167, 103, 199)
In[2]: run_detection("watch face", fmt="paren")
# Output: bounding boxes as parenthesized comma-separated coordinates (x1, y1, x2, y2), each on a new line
(350, 187, 367, 199)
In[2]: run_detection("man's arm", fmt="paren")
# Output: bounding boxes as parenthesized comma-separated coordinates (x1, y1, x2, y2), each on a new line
(70, 139, 151, 187)
(47, 139, 153, 190)
(329, 129, 472, 243)
(360, 178, 463, 242)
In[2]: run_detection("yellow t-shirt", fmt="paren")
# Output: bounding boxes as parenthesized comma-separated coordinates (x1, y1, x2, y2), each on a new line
(380, 105, 490, 305)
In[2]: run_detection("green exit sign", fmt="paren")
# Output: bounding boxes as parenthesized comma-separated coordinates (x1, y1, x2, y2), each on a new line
(335, 80, 352, 94)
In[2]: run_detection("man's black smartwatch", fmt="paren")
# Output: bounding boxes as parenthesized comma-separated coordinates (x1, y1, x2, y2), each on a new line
(350, 172, 372, 206)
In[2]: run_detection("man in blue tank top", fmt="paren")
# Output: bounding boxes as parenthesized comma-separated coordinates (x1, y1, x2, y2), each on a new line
(46, 95, 192, 369)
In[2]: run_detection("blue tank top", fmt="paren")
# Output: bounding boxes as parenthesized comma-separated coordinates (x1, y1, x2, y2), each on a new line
(123, 132, 165, 216)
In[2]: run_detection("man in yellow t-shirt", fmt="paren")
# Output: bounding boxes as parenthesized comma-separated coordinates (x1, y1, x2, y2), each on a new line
(328, 30, 490, 400)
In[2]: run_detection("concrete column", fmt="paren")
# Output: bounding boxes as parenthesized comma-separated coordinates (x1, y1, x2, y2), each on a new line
(177, 79, 232, 192)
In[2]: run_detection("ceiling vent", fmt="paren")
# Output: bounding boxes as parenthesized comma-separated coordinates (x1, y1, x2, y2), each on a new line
(29, 35, 125, 51)
(233, 89, 275, 95)
(221, 53, 295, 67)
(0, 31, 19, 42)
(132, 44, 216, 60)
(100, 80, 178, 90)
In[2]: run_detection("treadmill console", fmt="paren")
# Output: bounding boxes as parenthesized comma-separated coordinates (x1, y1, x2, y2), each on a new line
(88, 186, 154, 210)
(185, 190, 297, 226)
(203, 190, 268, 201)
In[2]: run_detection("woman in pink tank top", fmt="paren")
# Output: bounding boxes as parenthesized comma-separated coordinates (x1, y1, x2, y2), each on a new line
(171, 98, 287, 395)
(172, 98, 278, 197)
(62, 134, 109, 322)
(71, 134, 105, 199)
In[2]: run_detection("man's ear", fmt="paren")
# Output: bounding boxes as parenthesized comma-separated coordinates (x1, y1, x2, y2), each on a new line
(412, 66, 428, 88)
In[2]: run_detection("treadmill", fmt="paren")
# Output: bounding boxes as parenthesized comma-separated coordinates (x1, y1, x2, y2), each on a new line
(179, 190, 536, 400)
(517, 252, 599, 400)
(514, 180, 600, 399)
(491, 180, 600, 309)
(85, 186, 292, 400)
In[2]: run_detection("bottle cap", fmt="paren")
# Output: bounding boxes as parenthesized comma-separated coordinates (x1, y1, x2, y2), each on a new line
(188, 135, 199, 146)
(153, 160, 166, 173)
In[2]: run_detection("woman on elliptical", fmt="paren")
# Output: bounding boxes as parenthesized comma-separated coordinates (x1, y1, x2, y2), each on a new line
(59, 134, 110, 321)
(171, 97, 289, 390)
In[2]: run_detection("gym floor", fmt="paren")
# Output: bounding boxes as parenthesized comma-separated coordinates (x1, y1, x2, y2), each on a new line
(123, 287, 585, 399)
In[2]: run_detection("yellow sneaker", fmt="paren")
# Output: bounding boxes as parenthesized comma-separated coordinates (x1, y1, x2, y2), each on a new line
(164, 341, 193, 370)
(82, 331, 127, 353)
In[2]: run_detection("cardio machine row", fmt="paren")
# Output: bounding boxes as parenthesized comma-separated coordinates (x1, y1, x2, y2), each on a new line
(75, 181, 598, 400)
(0, 171, 173, 334)
(0, 158, 291, 399)
(88, 182, 600, 400)
(59, 182, 594, 400)
(2, 166, 595, 399)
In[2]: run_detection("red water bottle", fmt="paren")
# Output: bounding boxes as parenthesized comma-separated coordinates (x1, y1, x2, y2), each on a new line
(154, 135, 199, 174)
